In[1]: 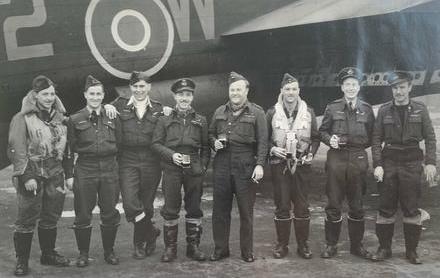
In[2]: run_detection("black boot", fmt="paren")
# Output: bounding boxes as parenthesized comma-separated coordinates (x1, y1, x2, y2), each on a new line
(321, 219, 341, 258)
(133, 220, 147, 259)
(161, 225, 178, 262)
(100, 225, 119, 265)
(294, 218, 312, 259)
(348, 218, 372, 259)
(145, 220, 161, 257)
(13, 232, 33, 276)
(38, 227, 70, 267)
(404, 223, 422, 264)
(273, 218, 291, 259)
(371, 223, 394, 262)
(186, 222, 206, 261)
(74, 227, 92, 267)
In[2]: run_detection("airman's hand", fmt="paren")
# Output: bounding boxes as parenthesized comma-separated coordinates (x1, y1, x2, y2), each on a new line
(251, 165, 264, 183)
(172, 153, 183, 166)
(104, 104, 119, 119)
(330, 135, 339, 149)
(374, 166, 384, 182)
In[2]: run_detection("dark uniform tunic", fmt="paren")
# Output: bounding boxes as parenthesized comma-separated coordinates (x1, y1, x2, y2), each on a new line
(372, 100, 436, 221)
(67, 108, 121, 228)
(266, 104, 320, 219)
(319, 98, 375, 221)
(151, 108, 210, 221)
(208, 101, 268, 257)
(112, 97, 163, 223)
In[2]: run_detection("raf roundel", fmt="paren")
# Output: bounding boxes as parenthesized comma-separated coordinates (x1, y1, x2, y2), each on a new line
(85, 0, 175, 79)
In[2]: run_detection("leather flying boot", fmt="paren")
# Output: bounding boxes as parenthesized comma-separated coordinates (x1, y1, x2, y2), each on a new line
(145, 220, 161, 257)
(100, 225, 119, 265)
(74, 227, 92, 267)
(294, 218, 312, 259)
(403, 223, 422, 264)
(321, 219, 341, 258)
(347, 218, 372, 259)
(13, 232, 33, 276)
(371, 223, 394, 262)
(132, 219, 147, 259)
(186, 222, 206, 261)
(38, 227, 70, 267)
(161, 225, 178, 262)
(273, 218, 291, 259)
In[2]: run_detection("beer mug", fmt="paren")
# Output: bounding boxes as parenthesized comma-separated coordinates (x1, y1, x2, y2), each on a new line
(181, 154, 191, 168)
(218, 133, 228, 148)
(285, 131, 297, 159)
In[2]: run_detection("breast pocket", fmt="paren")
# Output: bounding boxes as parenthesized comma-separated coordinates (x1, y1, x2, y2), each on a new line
(332, 112, 347, 135)
(103, 120, 116, 143)
(190, 120, 203, 143)
(408, 113, 423, 139)
(74, 121, 94, 145)
(355, 113, 368, 136)
(383, 116, 395, 140)
(236, 115, 256, 140)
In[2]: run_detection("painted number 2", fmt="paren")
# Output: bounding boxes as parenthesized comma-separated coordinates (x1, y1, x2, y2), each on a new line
(2, 0, 53, 61)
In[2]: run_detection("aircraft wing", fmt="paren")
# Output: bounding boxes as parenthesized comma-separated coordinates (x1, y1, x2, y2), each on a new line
(222, 0, 435, 35)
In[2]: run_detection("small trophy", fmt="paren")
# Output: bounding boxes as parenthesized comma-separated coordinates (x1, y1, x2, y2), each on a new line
(181, 154, 191, 168)
(218, 133, 228, 148)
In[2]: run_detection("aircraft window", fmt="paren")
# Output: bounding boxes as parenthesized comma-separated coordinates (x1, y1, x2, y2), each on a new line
(374, 75, 380, 81)
(438, 71, 440, 77)
(415, 73, 421, 79)
(383, 75, 388, 81)
(363, 75, 367, 81)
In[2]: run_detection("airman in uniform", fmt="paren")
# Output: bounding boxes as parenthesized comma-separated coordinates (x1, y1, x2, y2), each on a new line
(152, 78, 210, 262)
(67, 76, 121, 267)
(319, 67, 375, 259)
(266, 73, 320, 259)
(370, 71, 437, 264)
(107, 72, 164, 259)
(208, 72, 268, 263)
(8, 75, 71, 276)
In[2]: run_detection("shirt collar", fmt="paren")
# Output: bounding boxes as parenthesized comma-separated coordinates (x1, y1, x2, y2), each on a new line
(127, 96, 152, 108)
(86, 105, 102, 115)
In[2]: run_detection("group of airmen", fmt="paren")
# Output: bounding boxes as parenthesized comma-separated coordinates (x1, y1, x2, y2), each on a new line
(7, 66, 436, 276)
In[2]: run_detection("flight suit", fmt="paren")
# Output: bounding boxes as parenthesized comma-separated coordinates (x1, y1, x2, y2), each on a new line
(371, 100, 436, 262)
(319, 98, 375, 254)
(209, 101, 268, 259)
(68, 107, 121, 264)
(112, 97, 163, 257)
(8, 90, 72, 273)
(266, 103, 320, 259)
(152, 108, 210, 261)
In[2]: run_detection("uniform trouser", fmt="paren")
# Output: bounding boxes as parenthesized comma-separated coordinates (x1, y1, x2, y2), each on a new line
(73, 158, 120, 228)
(119, 151, 161, 223)
(325, 148, 368, 222)
(15, 172, 66, 233)
(377, 158, 423, 225)
(271, 163, 311, 219)
(160, 166, 204, 221)
(212, 169, 256, 256)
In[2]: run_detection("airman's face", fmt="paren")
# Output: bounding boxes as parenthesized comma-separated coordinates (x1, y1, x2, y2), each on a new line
(341, 77, 360, 101)
(130, 80, 151, 101)
(281, 82, 300, 103)
(35, 85, 56, 110)
(84, 85, 104, 110)
(392, 81, 412, 105)
(229, 80, 248, 105)
(174, 90, 194, 110)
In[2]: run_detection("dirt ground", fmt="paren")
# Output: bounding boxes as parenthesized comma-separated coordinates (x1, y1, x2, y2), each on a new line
(0, 147, 440, 278)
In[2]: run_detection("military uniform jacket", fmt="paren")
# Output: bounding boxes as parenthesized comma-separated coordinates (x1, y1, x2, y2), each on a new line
(67, 107, 121, 158)
(208, 101, 268, 166)
(319, 98, 375, 149)
(371, 100, 436, 167)
(111, 96, 163, 149)
(151, 108, 210, 174)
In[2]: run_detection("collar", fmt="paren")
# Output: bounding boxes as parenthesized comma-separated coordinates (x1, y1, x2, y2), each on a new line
(173, 107, 195, 117)
(391, 100, 413, 111)
(344, 97, 358, 109)
(127, 96, 152, 108)
(225, 100, 250, 111)
(86, 105, 102, 115)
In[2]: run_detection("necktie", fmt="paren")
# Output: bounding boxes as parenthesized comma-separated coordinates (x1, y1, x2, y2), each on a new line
(348, 102, 353, 112)
(90, 110, 98, 124)
(41, 110, 50, 122)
